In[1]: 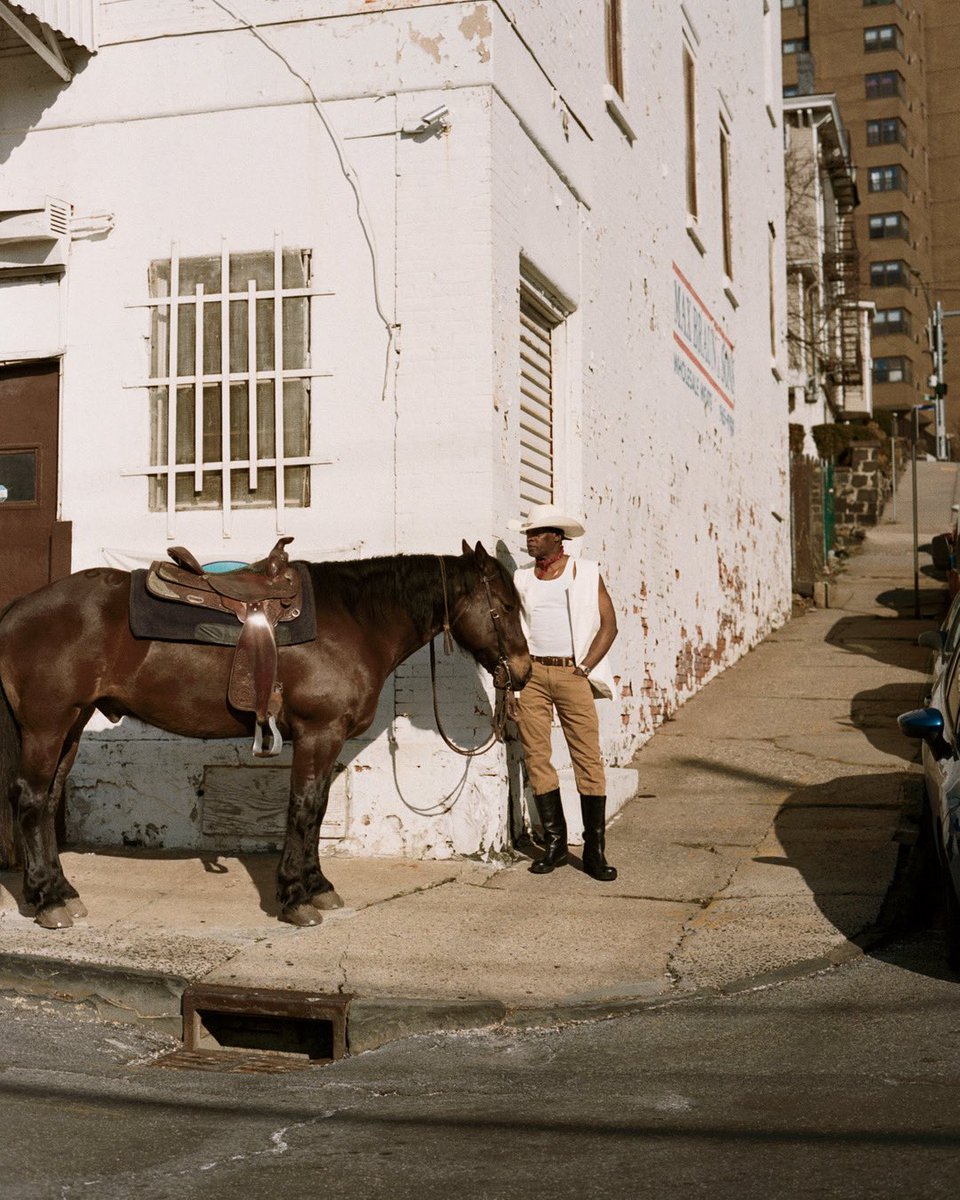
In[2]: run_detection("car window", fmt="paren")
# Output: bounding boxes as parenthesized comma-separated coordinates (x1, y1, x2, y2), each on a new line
(944, 647, 960, 735)
(944, 592, 960, 656)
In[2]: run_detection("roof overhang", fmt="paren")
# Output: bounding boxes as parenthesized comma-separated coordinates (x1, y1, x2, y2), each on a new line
(0, 1, 97, 81)
(783, 93, 859, 213)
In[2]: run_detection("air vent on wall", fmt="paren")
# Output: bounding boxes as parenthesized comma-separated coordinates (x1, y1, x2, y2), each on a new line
(46, 198, 70, 236)
(0, 196, 72, 274)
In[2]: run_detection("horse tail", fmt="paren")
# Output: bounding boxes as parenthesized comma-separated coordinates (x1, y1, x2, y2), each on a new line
(0, 601, 22, 869)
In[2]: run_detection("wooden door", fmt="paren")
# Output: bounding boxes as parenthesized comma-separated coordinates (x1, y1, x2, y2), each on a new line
(0, 360, 71, 607)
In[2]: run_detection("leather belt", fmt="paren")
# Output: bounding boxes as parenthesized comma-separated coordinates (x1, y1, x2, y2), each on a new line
(531, 655, 576, 667)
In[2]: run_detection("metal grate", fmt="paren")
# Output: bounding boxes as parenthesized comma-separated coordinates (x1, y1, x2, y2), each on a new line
(152, 1047, 322, 1074)
(125, 232, 335, 539)
(160, 982, 353, 1072)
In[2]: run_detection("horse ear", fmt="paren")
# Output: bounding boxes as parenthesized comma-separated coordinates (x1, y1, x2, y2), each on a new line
(474, 541, 490, 568)
(461, 539, 474, 557)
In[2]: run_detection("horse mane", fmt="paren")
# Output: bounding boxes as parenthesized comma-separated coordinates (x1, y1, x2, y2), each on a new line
(305, 554, 481, 638)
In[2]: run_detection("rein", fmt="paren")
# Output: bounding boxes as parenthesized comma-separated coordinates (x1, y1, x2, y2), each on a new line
(429, 556, 516, 757)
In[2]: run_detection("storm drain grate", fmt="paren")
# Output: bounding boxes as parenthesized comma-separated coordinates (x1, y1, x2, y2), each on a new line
(152, 1047, 322, 1074)
(151, 983, 352, 1073)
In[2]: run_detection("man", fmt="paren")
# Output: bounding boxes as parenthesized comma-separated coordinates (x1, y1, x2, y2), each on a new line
(510, 502, 619, 880)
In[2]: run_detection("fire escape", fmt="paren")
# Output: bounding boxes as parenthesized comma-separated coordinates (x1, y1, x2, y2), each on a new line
(821, 198, 863, 394)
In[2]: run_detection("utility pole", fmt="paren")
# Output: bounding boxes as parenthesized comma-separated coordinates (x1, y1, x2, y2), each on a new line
(929, 302, 949, 461)
(913, 402, 938, 617)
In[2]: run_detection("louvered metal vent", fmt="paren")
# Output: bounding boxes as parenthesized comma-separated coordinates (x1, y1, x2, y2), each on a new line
(46, 198, 71, 237)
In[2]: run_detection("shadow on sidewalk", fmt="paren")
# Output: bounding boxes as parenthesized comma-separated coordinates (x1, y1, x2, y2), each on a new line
(1, 847, 284, 922)
(850, 682, 930, 762)
(770, 770, 957, 985)
(825, 613, 938, 672)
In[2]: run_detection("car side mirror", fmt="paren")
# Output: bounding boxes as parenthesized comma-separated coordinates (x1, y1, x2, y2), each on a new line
(918, 630, 946, 652)
(898, 708, 950, 758)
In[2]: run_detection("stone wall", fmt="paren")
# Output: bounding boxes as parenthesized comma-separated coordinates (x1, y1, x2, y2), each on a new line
(834, 442, 893, 538)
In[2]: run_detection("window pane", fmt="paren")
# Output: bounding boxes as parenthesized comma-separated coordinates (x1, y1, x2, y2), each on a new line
(870, 260, 905, 286)
(0, 449, 37, 503)
(869, 212, 908, 239)
(866, 71, 902, 98)
(149, 248, 311, 512)
(684, 48, 698, 218)
(605, 0, 624, 96)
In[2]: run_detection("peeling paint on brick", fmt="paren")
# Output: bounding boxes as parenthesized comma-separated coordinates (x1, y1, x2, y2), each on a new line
(459, 3, 492, 62)
(408, 22, 444, 62)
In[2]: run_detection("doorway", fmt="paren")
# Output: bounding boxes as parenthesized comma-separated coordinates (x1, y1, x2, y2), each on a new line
(0, 359, 71, 607)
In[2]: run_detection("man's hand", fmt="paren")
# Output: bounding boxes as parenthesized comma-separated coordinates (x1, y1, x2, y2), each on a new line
(506, 691, 521, 723)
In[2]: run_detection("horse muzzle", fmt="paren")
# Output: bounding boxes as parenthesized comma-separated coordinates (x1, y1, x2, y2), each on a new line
(494, 654, 532, 691)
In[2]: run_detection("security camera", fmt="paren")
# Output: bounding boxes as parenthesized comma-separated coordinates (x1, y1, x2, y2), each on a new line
(401, 105, 451, 135)
(420, 105, 450, 126)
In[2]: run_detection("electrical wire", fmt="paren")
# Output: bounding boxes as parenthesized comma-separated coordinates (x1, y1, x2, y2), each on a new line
(208, 0, 397, 403)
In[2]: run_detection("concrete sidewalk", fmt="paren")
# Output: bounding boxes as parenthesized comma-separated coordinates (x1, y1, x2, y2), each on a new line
(2, 461, 958, 1052)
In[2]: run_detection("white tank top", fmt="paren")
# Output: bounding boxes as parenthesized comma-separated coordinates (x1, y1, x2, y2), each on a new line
(526, 560, 574, 657)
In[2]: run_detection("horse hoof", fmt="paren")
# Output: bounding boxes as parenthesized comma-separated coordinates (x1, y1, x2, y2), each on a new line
(65, 898, 88, 918)
(35, 906, 74, 930)
(310, 890, 344, 911)
(280, 904, 323, 927)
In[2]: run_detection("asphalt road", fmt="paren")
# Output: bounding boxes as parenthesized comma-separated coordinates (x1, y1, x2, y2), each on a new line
(2, 928, 960, 1200)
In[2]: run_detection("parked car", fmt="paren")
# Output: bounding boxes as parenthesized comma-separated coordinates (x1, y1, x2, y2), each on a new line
(918, 587, 960, 685)
(899, 645, 960, 968)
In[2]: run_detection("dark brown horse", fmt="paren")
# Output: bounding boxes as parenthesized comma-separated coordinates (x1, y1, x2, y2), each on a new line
(0, 541, 531, 930)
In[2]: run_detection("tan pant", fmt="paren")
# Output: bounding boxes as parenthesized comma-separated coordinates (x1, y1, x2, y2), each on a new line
(515, 662, 606, 796)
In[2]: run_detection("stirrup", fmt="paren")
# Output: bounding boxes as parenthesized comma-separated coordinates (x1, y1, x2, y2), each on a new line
(252, 714, 283, 758)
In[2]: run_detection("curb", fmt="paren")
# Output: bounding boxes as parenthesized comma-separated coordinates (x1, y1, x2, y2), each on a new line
(0, 953, 188, 1037)
(0, 767, 933, 1055)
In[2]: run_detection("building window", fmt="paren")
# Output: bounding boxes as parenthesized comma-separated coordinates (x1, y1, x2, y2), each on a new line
(865, 71, 904, 99)
(146, 241, 321, 518)
(864, 25, 904, 53)
(781, 0, 806, 8)
(870, 259, 907, 287)
(873, 306, 910, 336)
(782, 38, 809, 54)
(869, 212, 909, 240)
(683, 46, 698, 219)
(783, 84, 800, 98)
(605, 0, 624, 97)
(768, 224, 778, 359)
(867, 163, 907, 193)
(866, 117, 907, 146)
(873, 356, 911, 383)
(519, 273, 567, 514)
(864, 0, 901, 7)
(720, 122, 733, 279)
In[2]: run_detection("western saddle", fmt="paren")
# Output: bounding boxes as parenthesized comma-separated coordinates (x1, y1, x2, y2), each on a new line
(146, 536, 304, 757)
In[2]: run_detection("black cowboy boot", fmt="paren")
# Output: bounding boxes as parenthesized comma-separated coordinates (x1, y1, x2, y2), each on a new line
(580, 795, 617, 881)
(530, 789, 568, 874)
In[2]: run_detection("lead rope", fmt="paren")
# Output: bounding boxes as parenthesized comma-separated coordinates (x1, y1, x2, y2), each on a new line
(428, 558, 512, 757)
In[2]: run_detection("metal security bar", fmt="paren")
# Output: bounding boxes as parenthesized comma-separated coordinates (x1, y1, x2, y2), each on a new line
(125, 234, 334, 539)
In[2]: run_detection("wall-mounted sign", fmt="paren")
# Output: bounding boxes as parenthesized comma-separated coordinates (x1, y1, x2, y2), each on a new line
(672, 262, 736, 432)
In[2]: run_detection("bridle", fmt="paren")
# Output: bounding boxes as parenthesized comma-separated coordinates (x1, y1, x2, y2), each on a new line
(429, 556, 519, 757)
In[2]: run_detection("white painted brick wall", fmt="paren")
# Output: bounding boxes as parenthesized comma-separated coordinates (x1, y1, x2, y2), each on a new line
(2, 0, 789, 857)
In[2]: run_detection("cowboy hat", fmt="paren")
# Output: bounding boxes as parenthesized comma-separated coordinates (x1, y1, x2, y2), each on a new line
(509, 502, 585, 539)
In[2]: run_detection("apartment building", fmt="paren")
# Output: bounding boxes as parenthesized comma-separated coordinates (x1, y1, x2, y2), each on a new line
(782, 0, 960, 449)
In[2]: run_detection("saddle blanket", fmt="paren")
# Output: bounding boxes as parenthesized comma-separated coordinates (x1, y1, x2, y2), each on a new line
(128, 563, 317, 646)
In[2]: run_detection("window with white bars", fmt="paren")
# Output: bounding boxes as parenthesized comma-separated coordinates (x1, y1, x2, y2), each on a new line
(519, 276, 564, 515)
(131, 236, 333, 537)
